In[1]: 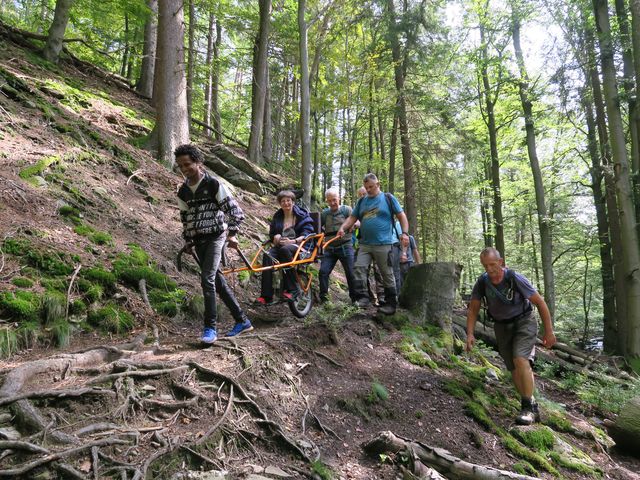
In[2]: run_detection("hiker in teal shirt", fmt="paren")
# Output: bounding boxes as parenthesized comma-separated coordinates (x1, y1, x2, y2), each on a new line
(337, 173, 409, 315)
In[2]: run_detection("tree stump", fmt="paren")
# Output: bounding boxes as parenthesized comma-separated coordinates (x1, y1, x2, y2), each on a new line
(608, 396, 640, 457)
(398, 262, 462, 332)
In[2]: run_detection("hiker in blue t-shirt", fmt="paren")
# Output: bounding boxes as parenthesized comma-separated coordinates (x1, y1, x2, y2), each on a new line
(319, 188, 356, 302)
(337, 173, 409, 315)
(465, 247, 556, 425)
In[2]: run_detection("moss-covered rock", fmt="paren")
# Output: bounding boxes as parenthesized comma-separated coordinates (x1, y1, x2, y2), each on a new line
(82, 267, 117, 291)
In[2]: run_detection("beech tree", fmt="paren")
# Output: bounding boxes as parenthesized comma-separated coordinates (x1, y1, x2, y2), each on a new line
(42, 0, 73, 63)
(147, 0, 189, 167)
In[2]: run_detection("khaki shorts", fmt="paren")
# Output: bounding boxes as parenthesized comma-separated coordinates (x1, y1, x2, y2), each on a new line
(493, 313, 537, 371)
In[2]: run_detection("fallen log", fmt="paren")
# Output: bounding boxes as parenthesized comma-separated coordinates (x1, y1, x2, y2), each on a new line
(606, 396, 640, 457)
(363, 431, 539, 480)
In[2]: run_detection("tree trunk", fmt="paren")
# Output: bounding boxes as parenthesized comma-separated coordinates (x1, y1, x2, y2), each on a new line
(607, 396, 640, 456)
(120, 13, 130, 78)
(212, 20, 222, 142)
(398, 262, 462, 333)
(479, 20, 505, 258)
(147, 0, 190, 168)
(631, 0, 640, 201)
(386, 0, 417, 238)
(388, 111, 398, 195)
(186, 0, 195, 120)
(582, 84, 617, 348)
(262, 66, 273, 163)
(248, 0, 271, 164)
(203, 11, 215, 137)
(594, 0, 640, 358)
(42, 0, 73, 64)
(511, 9, 555, 321)
(298, 0, 312, 208)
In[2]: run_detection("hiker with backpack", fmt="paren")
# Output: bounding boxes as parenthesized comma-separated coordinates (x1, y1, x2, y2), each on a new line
(255, 190, 315, 305)
(319, 188, 357, 303)
(465, 247, 556, 425)
(391, 226, 421, 293)
(175, 144, 253, 344)
(336, 173, 409, 315)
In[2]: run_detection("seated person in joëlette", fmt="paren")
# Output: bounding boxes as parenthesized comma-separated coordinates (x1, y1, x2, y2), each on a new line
(256, 190, 315, 304)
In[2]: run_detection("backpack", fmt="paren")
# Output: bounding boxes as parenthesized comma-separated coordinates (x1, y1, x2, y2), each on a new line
(478, 269, 531, 322)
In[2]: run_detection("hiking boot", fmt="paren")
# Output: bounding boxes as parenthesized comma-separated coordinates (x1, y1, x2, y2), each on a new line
(255, 296, 273, 305)
(226, 320, 253, 337)
(516, 403, 541, 425)
(355, 298, 371, 308)
(201, 327, 217, 344)
(378, 303, 396, 315)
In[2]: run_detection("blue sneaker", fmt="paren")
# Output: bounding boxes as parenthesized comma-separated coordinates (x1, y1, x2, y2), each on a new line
(201, 328, 217, 344)
(226, 320, 253, 337)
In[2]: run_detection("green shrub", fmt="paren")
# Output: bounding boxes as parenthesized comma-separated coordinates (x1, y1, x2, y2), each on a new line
(3, 238, 30, 255)
(42, 290, 66, 324)
(17, 321, 39, 348)
(11, 277, 34, 288)
(41, 278, 67, 291)
(83, 267, 117, 290)
(50, 319, 71, 348)
(88, 303, 135, 333)
(185, 295, 205, 320)
(69, 299, 87, 315)
(90, 231, 112, 245)
(0, 327, 19, 358)
(149, 289, 185, 317)
(74, 224, 93, 236)
(58, 205, 80, 217)
(117, 266, 177, 290)
(24, 250, 73, 276)
(367, 382, 389, 404)
(0, 290, 40, 322)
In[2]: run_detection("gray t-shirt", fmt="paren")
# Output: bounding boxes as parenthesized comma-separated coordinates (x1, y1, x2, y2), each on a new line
(471, 269, 536, 321)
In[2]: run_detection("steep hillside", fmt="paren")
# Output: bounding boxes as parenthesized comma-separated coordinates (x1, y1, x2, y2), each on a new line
(1, 30, 639, 480)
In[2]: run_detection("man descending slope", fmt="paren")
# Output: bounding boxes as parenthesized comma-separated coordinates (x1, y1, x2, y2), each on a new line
(466, 247, 556, 424)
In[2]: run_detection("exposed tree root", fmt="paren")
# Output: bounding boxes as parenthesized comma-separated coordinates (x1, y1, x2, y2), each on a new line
(364, 431, 540, 480)
(0, 386, 114, 407)
(0, 437, 129, 477)
(189, 361, 312, 461)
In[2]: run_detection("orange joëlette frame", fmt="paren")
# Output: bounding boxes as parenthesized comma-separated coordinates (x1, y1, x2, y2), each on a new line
(221, 233, 343, 275)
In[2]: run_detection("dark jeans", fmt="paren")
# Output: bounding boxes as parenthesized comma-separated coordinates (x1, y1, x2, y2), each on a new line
(261, 244, 300, 300)
(319, 244, 356, 301)
(195, 233, 248, 329)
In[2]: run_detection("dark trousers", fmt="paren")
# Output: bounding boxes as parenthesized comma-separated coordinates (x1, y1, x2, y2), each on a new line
(261, 244, 300, 299)
(195, 233, 247, 329)
(319, 244, 356, 301)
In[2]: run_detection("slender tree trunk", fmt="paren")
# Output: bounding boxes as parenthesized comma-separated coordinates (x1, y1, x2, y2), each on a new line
(43, 0, 73, 64)
(591, 45, 626, 353)
(312, 111, 320, 209)
(121, 13, 130, 78)
(203, 11, 215, 137)
(630, 0, 640, 218)
(186, 0, 195, 120)
(528, 206, 541, 289)
(298, 0, 312, 207)
(263, 66, 273, 163)
(479, 20, 505, 257)
(388, 111, 398, 195)
(147, 0, 190, 168)
(386, 0, 417, 237)
(593, 0, 640, 358)
(511, 9, 555, 320)
(583, 86, 617, 348)
(248, 0, 271, 164)
(368, 78, 374, 172)
(137, 0, 157, 98)
(212, 20, 222, 142)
